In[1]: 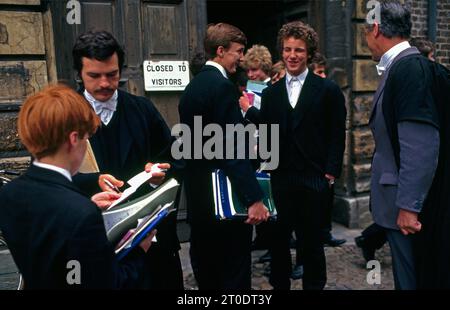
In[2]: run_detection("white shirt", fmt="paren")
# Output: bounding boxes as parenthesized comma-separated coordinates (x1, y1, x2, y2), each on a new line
(33, 160, 72, 181)
(84, 90, 118, 125)
(285, 68, 308, 109)
(376, 41, 411, 76)
(205, 60, 228, 79)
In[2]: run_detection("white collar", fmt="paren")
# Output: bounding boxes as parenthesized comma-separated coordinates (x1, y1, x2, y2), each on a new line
(205, 60, 228, 79)
(376, 41, 411, 76)
(33, 160, 72, 181)
(285, 68, 309, 86)
(263, 77, 271, 84)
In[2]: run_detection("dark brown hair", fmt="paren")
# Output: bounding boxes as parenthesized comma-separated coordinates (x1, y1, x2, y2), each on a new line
(277, 21, 319, 62)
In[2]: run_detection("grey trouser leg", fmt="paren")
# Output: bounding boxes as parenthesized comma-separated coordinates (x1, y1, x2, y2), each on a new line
(385, 229, 416, 290)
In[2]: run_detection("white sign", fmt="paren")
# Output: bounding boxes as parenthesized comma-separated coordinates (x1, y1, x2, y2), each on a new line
(143, 60, 190, 91)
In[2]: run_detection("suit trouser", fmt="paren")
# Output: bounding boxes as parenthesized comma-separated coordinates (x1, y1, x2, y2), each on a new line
(270, 182, 327, 290)
(144, 244, 184, 290)
(142, 211, 184, 290)
(385, 228, 416, 290)
(362, 223, 388, 250)
(253, 221, 275, 249)
(321, 186, 334, 234)
(190, 220, 253, 290)
(294, 185, 334, 266)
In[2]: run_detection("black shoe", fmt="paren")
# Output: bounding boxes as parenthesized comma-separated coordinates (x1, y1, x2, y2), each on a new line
(258, 251, 272, 263)
(323, 236, 346, 247)
(355, 236, 375, 262)
(291, 264, 304, 280)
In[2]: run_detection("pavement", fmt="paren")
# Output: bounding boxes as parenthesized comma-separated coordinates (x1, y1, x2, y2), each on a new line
(181, 222, 394, 290)
(0, 245, 21, 290)
(0, 222, 394, 290)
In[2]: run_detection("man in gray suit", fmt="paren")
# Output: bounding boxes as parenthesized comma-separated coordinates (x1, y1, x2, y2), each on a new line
(364, 1, 440, 289)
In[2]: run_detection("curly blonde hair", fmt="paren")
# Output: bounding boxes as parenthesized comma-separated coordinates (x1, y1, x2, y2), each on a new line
(242, 45, 273, 75)
(277, 21, 319, 63)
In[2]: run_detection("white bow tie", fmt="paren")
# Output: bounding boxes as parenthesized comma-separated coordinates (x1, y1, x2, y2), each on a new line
(84, 90, 118, 125)
(93, 101, 116, 113)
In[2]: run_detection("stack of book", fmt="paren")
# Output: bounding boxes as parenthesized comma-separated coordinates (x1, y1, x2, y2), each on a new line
(102, 178, 180, 260)
(212, 170, 277, 220)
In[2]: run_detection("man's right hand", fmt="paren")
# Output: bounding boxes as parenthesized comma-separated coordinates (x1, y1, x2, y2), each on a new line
(139, 229, 157, 253)
(245, 201, 270, 225)
(239, 92, 251, 112)
(98, 174, 124, 192)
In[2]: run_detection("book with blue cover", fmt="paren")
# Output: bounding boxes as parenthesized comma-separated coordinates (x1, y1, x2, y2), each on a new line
(212, 170, 277, 220)
(102, 178, 179, 259)
(246, 80, 269, 96)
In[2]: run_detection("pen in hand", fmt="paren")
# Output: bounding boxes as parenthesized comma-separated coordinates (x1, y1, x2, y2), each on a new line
(103, 178, 122, 193)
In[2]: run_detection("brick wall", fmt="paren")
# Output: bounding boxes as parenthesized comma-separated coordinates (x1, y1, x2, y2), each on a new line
(435, 0, 450, 67)
(407, 0, 428, 37)
(406, 0, 450, 68)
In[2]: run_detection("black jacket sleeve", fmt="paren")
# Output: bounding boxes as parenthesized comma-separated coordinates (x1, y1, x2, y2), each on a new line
(325, 81, 347, 178)
(67, 208, 146, 289)
(245, 106, 262, 125)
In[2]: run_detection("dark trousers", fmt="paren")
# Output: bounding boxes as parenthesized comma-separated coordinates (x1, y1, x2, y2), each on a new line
(190, 220, 253, 290)
(385, 229, 416, 290)
(144, 244, 184, 290)
(270, 181, 327, 290)
(362, 223, 387, 250)
(321, 186, 334, 235)
(253, 221, 275, 249)
(294, 185, 334, 266)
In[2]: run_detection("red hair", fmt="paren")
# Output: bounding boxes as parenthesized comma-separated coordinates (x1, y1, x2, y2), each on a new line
(18, 84, 100, 159)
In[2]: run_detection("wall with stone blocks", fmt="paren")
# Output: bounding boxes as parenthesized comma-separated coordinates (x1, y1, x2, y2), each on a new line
(0, 0, 52, 173)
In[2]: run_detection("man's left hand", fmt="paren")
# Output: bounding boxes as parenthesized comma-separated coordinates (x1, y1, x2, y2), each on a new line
(145, 162, 171, 186)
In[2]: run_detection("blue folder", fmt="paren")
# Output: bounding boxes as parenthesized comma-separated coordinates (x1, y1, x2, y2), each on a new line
(116, 207, 170, 260)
